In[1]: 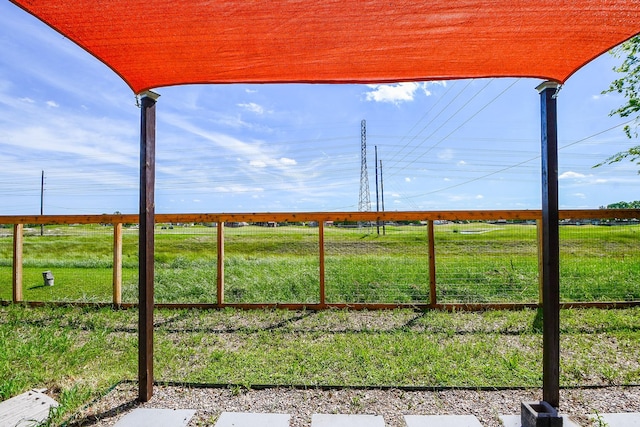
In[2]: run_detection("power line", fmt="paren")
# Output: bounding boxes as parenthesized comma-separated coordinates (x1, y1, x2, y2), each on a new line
(395, 118, 637, 202)
(388, 79, 518, 179)
(385, 80, 475, 167)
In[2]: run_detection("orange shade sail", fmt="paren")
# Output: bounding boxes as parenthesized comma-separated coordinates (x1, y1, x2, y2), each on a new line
(9, 0, 640, 94)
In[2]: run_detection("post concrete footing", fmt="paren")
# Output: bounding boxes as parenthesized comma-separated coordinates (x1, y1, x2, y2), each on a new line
(521, 401, 563, 427)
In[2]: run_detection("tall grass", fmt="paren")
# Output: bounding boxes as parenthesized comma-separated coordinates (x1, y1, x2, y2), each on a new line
(1, 223, 639, 304)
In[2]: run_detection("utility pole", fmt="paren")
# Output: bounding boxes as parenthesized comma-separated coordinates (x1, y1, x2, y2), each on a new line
(40, 170, 44, 236)
(358, 120, 371, 213)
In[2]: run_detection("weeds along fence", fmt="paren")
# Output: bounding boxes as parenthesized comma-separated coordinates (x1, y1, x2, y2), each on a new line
(0, 210, 639, 310)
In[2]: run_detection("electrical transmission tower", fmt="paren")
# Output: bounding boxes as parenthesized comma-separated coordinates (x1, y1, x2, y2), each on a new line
(358, 119, 371, 212)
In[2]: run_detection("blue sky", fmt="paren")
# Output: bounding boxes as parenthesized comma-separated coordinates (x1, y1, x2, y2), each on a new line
(1, 3, 638, 215)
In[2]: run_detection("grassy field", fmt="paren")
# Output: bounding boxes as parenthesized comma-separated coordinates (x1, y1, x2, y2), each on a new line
(0, 223, 637, 424)
(1, 222, 639, 304)
(0, 305, 639, 424)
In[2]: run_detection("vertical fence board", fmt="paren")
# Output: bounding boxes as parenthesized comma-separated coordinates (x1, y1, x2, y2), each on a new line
(217, 221, 225, 306)
(428, 220, 437, 306)
(319, 220, 326, 307)
(113, 223, 123, 305)
(12, 224, 23, 303)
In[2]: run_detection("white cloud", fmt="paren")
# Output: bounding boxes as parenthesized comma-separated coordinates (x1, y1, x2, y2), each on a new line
(405, 177, 412, 182)
(164, 113, 267, 159)
(238, 102, 265, 114)
(559, 171, 587, 179)
(476, 194, 484, 199)
(280, 157, 297, 166)
(438, 149, 454, 160)
(573, 193, 586, 199)
(46, 100, 59, 108)
(250, 160, 267, 168)
(214, 185, 264, 193)
(457, 160, 467, 166)
(365, 81, 446, 104)
(0, 108, 138, 171)
(365, 83, 422, 104)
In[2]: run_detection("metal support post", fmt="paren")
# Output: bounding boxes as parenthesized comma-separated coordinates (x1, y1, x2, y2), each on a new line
(537, 81, 560, 409)
(138, 90, 159, 402)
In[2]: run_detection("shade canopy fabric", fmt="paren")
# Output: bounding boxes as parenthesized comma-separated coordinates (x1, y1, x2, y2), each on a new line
(10, 0, 640, 94)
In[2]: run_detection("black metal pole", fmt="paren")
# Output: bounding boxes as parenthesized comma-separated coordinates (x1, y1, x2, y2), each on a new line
(537, 81, 560, 409)
(138, 90, 159, 402)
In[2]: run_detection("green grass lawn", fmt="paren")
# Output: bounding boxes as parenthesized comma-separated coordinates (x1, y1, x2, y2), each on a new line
(0, 222, 637, 425)
(1, 305, 639, 424)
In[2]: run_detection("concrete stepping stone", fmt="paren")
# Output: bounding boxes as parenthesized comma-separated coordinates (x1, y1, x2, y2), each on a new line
(215, 411, 290, 427)
(589, 413, 640, 426)
(0, 388, 59, 427)
(312, 413, 386, 427)
(114, 408, 195, 427)
(499, 414, 580, 427)
(404, 414, 483, 426)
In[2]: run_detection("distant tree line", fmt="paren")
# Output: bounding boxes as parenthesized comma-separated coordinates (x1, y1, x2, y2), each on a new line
(601, 201, 640, 209)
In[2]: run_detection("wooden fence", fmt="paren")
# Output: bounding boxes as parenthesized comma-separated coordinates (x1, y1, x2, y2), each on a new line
(1, 209, 639, 310)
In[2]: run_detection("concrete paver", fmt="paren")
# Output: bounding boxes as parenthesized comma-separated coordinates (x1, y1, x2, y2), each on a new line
(312, 413, 386, 427)
(215, 411, 290, 427)
(404, 414, 483, 426)
(107, 409, 640, 427)
(404, 415, 482, 427)
(499, 414, 580, 427)
(114, 408, 195, 427)
(589, 413, 640, 426)
(0, 389, 59, 427)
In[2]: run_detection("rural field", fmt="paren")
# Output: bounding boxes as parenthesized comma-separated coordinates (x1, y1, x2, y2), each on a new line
(0, 221, 639, 304)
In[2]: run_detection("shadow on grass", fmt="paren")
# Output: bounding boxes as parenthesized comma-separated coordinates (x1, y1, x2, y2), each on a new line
(532, 307, 543, 333)
(27, 284, 54, 290)
(66, 399, 139, 427)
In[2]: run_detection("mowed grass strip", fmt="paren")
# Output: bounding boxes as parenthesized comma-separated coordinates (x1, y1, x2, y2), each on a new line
(1, 305, 639, 422)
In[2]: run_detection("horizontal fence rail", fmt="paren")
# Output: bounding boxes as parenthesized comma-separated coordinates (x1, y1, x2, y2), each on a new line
(1, 209, 639, 310)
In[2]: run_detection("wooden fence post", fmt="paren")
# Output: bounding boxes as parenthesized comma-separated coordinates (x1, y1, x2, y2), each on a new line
(319, 220, 326, 307)
(217, 221, 225, 306)
(428, 220, 437, 306)
(12, 223, 23, 303)
(113, 222, 123, 305)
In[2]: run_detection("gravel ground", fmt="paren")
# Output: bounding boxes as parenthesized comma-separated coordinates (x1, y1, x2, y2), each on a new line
(68, 383, 640, 426)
